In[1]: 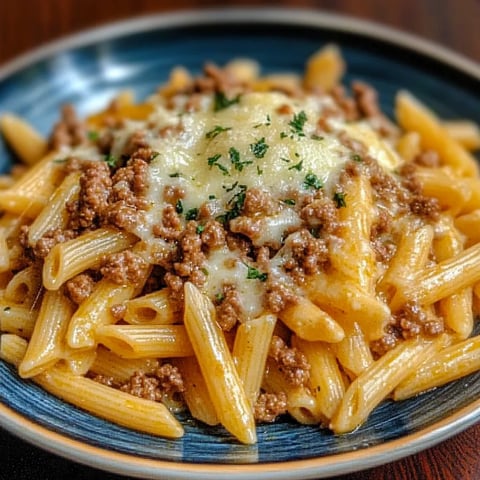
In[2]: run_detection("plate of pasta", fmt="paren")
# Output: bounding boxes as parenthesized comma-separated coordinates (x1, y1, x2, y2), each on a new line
(1, 8, 480, 480)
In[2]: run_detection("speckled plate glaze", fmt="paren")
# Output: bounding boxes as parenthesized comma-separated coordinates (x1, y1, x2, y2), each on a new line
(1, 8, 480, 480)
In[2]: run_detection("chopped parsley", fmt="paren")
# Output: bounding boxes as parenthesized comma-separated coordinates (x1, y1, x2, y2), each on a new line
(104, 154, 119, 168)
(311, 134, 324, 141)
(304, 173, 323, 190)
(175, 199, 184, 214)
(288, 159, 303, 171)
(245, 264, 268, 282)
(215, 292, 225, 303)
(208, 194, 216, 200)
(253, 114, 271, 128)
(333, 192, 347, 208)
(196, 224, 205, 234)
(207, 153, 229, 175)
(150, 151, 160, 161)
(87, 130, 99, 141)
(216, 184, 247, 224)
(213, 92, 241, 112)
(3, 306, 11, 312)
(351, 153, 363, 162)
(280, 131, 288, 139)
(289, 110, 308, 137)
(229, 147, 252, 172)
(169, 172, 183, 178)
(205, 125, 232, 139)
(282, 198, 296, 206)
(185, 208, 199, 221)
(257, 165, 263, 175)
(250, 137, 269, 159)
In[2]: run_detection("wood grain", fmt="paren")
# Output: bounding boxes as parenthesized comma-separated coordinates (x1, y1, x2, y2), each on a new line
(0, 1, 480, 479)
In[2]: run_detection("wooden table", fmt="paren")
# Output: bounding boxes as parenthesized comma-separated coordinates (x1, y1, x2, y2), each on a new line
(1, 1, 479, 479)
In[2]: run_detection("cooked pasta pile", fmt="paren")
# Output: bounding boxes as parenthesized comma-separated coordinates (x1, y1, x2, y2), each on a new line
(1, 45, 480, 444)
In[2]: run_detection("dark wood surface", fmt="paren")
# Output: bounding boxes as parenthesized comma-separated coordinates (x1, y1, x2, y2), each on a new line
(1, 1, 480, 479)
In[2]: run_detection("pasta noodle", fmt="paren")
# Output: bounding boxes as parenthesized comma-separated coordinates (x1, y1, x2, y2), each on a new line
(1, 45, 480, 443)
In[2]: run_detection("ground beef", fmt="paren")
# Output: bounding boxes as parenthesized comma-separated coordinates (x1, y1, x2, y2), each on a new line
(414, 149, 441, 168)
(67, 161, 112, 230)
(153, 204, 183, 241)
(269, 335, 310, 387)
(110, 303, 127, 321)
(163, 185, 185, 204)
(49, 104, 88, 150)
(215, 284, 243, 331)
(156, 363, 185, 393)
(265, 282, 298, 313)
(104, 202, 141, 231)
(100, 250, 149, 285)
(300, 195, 340, 234)
(200, 220, 226, 251)
(33, 228, 77, 258)
(242, 188, 278, 216)
(173, 222, 206, 280)
(254, 392, 288, 423)
(110, 157, 150, 207)
(283, 229, 329, 279)
(370, 324, 401, 358)
(330, 84, 359, 122)
(409, 196, 441, 220)
(120, 371, 163, 402)
(393, 301, 444, 339)
(122, 131, 149, 158)
(91, 374, 116, 387)
(65, 273, 96, 304)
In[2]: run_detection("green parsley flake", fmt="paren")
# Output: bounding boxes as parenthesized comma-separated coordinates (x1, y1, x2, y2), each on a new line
(245, 264, 268, 282)
(304, 173, 323, 190)
(205, 125, 232, 139)
(288, 159, 303, 171)
(104, 154, 119, 168)
(282, 199, 296, 206)
(207, 153, 229, 175)
(229, 147, 252, 172)
(87, 130, 99, 141)
(333, 192, 347, 208)
(175, 199, 184, 214)
(289, 110, 308, 137)
(169, 172, 182, 178)
(213, 92, 241, 112)
(185, 208, 199, 221)
(196, 224, 205, 234)
(351, 153, 363, 162)
(250, 137, 269, 159)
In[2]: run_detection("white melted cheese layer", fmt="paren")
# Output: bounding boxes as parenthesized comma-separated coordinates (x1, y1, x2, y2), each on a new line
(115, 91, 400, 321)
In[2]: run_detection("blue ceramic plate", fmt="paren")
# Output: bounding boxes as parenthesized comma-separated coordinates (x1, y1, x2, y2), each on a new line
(1, 8, 480, 480)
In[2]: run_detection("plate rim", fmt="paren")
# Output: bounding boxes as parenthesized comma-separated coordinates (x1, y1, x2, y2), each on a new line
(1, 7, 480, 479)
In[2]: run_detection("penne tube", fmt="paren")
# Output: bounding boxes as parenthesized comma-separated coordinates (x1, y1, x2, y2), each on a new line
(378, 222, 434, 302)
(278, 297, 344, 343)
(395, 91, 479, 177)
(303, 44, 345, 92)
(67, 279, 137, 349)
(394, 335, 480, 400)
(0, 152, 64, 217)
(434, 217, 474, 338)
(174, 356, 219, 426)
(262, 358, 323, 425)
(28, 171, 81, 245)
(395, 131, 421, 162)
(330, 337, 439, 433)
(442, 120, 480, 151)
(4, 264, 43, 308)
(90, 345, 160, 383)
(0, 302, 38, 338)
(307, 273, 390, 341)
(232, 313, 277, 405)
(331, 321, 373, 378)
(18, 289, 75, 378)
(183, 282, 256, 444)
(391, 242, 480, 311)
(123, 289, 177, 325)
(0, 113, 48, 165)
(0, 333, 28, 366)
(96, 324, 194, 359)
(43, 228, 137, 290)
(61, 347, 97, 376)
(293, 336, 345, 420)
(455, 209, 480, 245)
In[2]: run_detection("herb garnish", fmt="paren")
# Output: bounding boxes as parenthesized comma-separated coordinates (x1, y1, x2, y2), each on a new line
(282, 199, 296, 206)
(175, 199, 184, 214)
(245, 263, 268, 282)
(288, 159, 303, 171)
(304, 173, 323, 190)
(229, 147, 252, 172)
(104, 154, 119, 168)
(207, 153, 229, 175)
(206, 125, 232, 139)
(311, 134, 324, 141)
(169, 172, 183, 178)
(250, 137, 269, 159)
(289, 110, 308, 137)
(214, 92, 241, 112)
(351, 153, 363, 162)
(216, 184, 247, 224)
(196, 224, 205, 234)
(87, 130, 99, 141)
(185, 208, 199, 221)
(333, 192, 347, 208)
